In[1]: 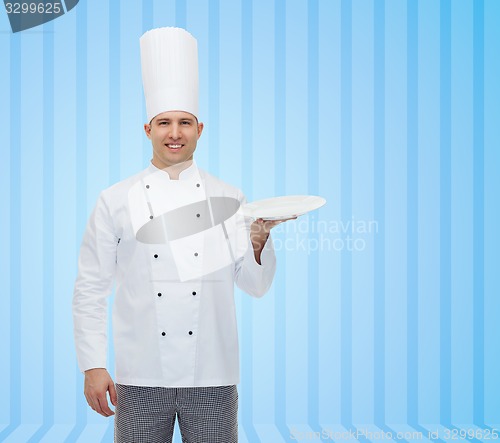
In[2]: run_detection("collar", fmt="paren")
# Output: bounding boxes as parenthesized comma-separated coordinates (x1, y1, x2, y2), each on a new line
(147, 159, 199, 181)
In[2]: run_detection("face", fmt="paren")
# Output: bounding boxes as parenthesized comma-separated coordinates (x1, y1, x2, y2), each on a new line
(144, 110, 204, 170)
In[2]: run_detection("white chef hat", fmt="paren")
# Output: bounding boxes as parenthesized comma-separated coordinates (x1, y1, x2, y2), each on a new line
(140, 27, 199, 122)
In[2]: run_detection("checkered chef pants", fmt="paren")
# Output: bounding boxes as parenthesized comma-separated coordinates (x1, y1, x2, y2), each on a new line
(114, 384, 238, 443)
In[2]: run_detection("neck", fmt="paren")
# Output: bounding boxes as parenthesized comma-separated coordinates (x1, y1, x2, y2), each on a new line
(152, 159, 193, 180)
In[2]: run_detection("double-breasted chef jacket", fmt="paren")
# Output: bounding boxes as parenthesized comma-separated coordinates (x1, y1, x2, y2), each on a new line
(73, 160, 276, 387)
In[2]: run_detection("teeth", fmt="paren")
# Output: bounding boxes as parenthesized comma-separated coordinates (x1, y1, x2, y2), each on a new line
(168, 144, 182, 149)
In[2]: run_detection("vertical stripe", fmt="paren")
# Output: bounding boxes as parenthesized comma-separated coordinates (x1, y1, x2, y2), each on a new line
(373, 0, 386, 427)
(384, 0, 407, 422)
(109, 0, 120, 185)
(282, 1, 310, 425)
(406, 0, 418, 426)
(351, 0, 375, 423)
(175, 0, 186, 28)
(274, 0, 288, 440)
(418, 0, 440, 423)
(273, 8, 286, 203)
(0, 18, 10, 437)
(142, 0, 153, 166)
(66, 2, 88, 441)
(142, 0, 153, 31)
(340, 0, 352, 426)
(241, 1, 258, 441)
(440, 0, 452, 426)
(42, 23, 55, 434)
(472, 0, 485, 426)
(316, 0, 341, 426)
(116, 2, 143, 181)
(307, 0, 320, 434)
(208, 0, 220, 175)
(0, 28, 22, 443)
(26, 20, 56, 443)
(450, 0, 474, 423)
(483, 0, 500, 423)
(3, 27, 22, 441)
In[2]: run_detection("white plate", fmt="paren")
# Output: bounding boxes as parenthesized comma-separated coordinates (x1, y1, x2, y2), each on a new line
(240, 195, 326, 220)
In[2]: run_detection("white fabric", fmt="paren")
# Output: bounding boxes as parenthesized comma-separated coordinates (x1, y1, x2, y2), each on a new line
(127, 166, 248, 281)
(73, 161, 276, 387)
(140, 27, 199, 121)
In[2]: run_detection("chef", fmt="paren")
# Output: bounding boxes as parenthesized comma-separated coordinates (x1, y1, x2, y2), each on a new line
(73, 27, 294, 443)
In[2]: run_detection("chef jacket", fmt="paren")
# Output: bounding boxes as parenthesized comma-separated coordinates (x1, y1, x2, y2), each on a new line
(73, 160, 276, 387)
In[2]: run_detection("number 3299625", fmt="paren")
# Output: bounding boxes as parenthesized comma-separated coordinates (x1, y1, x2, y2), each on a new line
(5, 2, 62, 14)
(443, 428, 499, 440)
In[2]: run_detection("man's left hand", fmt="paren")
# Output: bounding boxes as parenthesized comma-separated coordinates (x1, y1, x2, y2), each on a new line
(250, 216, 297, 264)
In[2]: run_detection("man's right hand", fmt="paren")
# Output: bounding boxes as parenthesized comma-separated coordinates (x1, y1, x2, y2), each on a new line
(84, 368, 117, 417)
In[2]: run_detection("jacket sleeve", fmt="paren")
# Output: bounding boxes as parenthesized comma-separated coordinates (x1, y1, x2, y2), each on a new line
(73, 193, 118, 372)
(234, 193, 277, 298)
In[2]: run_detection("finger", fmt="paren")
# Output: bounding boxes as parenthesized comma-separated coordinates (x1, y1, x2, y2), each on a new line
(97, 395, 115, 417)
(109, 382, 118, 406)
(263, 217, 294, 227)
(265, 220, 283, 229)
(91, 394, 105, 416)
(92, 398, 106, 417)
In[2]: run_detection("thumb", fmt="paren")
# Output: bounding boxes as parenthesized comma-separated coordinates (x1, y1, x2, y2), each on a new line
(109, 381, 117, 407)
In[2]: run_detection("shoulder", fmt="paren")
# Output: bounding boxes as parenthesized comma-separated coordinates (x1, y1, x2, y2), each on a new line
(99, 167, 151, 206)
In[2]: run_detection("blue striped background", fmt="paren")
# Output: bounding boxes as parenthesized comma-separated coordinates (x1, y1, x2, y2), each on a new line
(1, 0, 500, 442)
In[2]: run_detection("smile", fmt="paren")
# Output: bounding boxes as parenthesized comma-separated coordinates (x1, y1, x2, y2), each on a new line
(166, 144, 183, 150)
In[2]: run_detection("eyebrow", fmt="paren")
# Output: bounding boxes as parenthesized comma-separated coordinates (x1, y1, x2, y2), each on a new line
(155, 117, 194, 123)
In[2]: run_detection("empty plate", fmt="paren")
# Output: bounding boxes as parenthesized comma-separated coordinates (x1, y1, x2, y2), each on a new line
(240, 195, 326, 220)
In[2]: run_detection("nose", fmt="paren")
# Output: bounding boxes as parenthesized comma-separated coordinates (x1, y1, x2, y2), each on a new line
(169, 123, 181, 140)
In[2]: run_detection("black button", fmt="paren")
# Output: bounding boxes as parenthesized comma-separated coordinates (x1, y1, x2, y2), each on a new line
(146, 185, 150, 189)
(161, 332, 166, 336)
(149, 215, 153, 219)
(196, 183, 200, 187)
(194, 252, 198, 257)
(154, 254, 158, 258)
(196, 213, 200, 218)
(192, 291, 196, 296)
(157, 293, 162, 297)
(188, 331, 193, 335)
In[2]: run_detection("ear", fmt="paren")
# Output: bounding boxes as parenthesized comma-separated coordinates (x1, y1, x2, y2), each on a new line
(197, 122, 204, 139)
(144, 123, 152, 139)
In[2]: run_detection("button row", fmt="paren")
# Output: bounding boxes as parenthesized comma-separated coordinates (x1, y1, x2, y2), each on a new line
(160, 331, 194, 336)
(145, 183, 202, 189)
(153, 253, 199, 259)
(149, 213, 201, 221)
(156, 291, 197, 297)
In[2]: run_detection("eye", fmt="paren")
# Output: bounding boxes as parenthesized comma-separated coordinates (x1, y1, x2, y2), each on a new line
(181, 121, 191, 125)
(158, 121, 168, 126)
